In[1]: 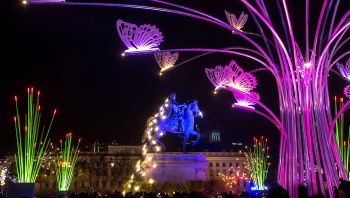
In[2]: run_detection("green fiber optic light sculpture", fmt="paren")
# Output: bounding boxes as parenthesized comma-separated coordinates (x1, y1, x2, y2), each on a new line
(245, 136, 270, 190)
(14, 87, 56, 183)
(54, 133, 81, 191)
(334, 96, 350, 177)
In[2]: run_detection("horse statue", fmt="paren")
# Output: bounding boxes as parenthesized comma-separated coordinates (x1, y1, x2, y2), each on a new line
(142, 99, 203, 152)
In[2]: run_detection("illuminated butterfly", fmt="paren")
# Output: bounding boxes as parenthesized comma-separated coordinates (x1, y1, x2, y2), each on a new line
(116, 19, 164, 53)
(295, 42, 305, 78)
(344, 85, 350, 98)
(233, 91, 260, 107)
(225, 11, 248, 33)
(205, 60, 257, 92)
(154, 52, 179, 72)
(336, 58, 350, 80)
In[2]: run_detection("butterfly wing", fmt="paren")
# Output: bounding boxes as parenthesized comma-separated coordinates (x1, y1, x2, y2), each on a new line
(205, 65, 228, 88)
(233, 91, 260, 105)
(295, 42, 305, 78)
(134, 24, 164, 49)
(344, 85, 350, 98)
(236, 11, 248, 30)
(116, 19, 138, 50)
(225, 10, 238, 28)
(155, 52, 179, 70)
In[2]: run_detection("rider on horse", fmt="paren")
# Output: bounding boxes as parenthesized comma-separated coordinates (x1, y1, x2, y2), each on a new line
(166, 93, 186, 132)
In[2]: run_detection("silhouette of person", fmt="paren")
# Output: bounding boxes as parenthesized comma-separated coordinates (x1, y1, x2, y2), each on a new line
(333, 186, 339, 198)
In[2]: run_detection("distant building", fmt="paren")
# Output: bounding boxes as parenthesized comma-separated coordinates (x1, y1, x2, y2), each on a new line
(209, 130, 222, 142)
(4, 142, 250, 195)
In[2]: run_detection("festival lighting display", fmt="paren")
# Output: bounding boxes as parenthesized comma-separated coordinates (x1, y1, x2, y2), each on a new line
(23, 0, 350, 197)
(245, 137, 270, 190)
(116, 19, 163, 56)
(219, 168, 250, 193)
(54, 133, 81, 191)
(14, 88, 56, 183)
(334, 97, 350, 177)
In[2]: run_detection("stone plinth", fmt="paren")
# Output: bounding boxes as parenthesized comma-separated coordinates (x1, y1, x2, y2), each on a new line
(144, 153, 208, 183)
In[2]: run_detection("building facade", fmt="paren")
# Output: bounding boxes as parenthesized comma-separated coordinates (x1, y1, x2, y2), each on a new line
(5, 144, 250, 195)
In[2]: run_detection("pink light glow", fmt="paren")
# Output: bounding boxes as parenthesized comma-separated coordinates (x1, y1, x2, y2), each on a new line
(232, 103, 255, 110)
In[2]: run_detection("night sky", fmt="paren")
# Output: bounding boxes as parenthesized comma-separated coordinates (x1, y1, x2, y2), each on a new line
(1, 0, 349, 170)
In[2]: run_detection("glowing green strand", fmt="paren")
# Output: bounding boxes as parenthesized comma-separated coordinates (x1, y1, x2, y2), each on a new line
(14, 88, 55, 183)
(245, 136, 270, 190)
(54, 134, 80, 191)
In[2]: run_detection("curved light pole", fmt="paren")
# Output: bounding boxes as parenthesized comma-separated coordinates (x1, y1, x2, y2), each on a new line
(23, 1, 350, 197)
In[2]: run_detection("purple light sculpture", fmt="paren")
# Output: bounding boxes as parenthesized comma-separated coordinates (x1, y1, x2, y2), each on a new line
(24, 0, 350, 197)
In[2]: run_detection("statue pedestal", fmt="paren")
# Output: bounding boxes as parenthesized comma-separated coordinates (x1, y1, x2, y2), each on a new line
(144, 153, 208, 183)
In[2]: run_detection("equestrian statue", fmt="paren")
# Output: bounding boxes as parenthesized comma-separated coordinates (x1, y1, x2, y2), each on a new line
(142, 93, 203, 152)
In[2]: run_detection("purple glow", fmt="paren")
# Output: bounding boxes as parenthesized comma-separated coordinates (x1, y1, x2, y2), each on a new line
(232, 103, 255, 110)
(26, 0, 350, 197)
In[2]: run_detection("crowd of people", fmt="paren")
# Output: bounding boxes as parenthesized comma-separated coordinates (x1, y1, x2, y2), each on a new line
(2, 178, 350, 198)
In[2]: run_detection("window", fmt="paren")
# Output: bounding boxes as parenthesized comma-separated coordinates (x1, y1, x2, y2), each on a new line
(111, 162, 115, 167)
(216, 163, 219, 167)
(102, 181, 107, 187)
(222, 162, 226, 167)
(210, 163, 213, 167)
(236, 162, 239, 167)
(222, 169, 226, 175)
(209, 169, 214, 176)
(229, 162, 233, 167)
(216, 169, 220, 176)
(103, 170, 107, 176)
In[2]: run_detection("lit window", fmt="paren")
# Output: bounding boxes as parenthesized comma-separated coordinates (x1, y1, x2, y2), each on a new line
(111, 163, 115, 167)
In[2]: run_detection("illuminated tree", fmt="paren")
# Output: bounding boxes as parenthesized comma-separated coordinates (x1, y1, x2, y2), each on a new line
(23, 0, 350, 197)
(14, 87, 56, 183)
(245, 136, 269, 190)
(54, 133, 81, 191)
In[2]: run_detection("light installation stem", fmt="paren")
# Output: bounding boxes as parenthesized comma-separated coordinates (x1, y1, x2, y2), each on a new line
(14, 88, 55, 183)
